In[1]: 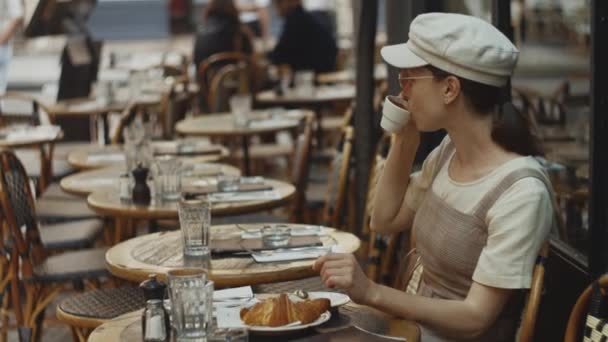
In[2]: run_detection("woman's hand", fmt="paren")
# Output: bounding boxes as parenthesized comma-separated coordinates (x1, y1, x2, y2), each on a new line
(312, 253, 376, 304)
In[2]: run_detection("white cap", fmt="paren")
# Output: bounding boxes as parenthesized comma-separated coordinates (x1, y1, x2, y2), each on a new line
(381, 13, 519, 87)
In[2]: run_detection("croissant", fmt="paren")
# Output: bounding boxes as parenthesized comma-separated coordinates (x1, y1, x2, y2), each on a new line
(240, 293, 330, 327)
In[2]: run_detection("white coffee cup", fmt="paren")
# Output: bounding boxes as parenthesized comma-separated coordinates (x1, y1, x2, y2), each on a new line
(380, 95, 410, 133)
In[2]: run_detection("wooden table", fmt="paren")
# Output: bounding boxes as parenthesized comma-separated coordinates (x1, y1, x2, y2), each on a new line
(256, 85, 354, 147)
(60, 162, 240, 197)
(105, 225, 359, 286)
(255, 84, 355, 107)
(66, 141, 229, 171)
(88, 303, 419, 342)
(175, 110, 307, 175)
(317, 64, 387, 84)
(87, 178, 294, 221)
(0, 125, 63, 190)
(45, 91, 163, 143)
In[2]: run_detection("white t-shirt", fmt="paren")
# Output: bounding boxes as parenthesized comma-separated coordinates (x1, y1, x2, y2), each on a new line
(405, 136, 553, 289)
(0, 0, 24, 36)
(303, 0, 334, 11)
(236, 0, 269, 24)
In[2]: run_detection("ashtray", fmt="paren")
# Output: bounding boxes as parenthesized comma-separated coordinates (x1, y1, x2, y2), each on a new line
(261, 225, 291, 247)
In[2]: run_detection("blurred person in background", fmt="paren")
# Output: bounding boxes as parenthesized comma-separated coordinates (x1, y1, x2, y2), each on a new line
(0, 0, 24, 94)
(302, 0, 336, 38)
(236, 0, 270, 47)
(270, 0, 337, 73)
(193, 0, 254, 70)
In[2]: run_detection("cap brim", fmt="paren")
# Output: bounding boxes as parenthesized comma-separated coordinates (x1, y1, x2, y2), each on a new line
(381, 43, 428, 69)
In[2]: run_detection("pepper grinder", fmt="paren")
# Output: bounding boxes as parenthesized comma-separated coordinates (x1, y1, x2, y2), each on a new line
(132, 163, 151, 205)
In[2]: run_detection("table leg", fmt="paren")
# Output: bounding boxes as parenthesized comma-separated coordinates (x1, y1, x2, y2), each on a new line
(113, 218, 127, 244)
(241, 136, 251, 176)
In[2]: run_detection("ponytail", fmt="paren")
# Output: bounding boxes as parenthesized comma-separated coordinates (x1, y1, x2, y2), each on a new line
(492, 102, 544, 156)
(427, 65, 544, 157)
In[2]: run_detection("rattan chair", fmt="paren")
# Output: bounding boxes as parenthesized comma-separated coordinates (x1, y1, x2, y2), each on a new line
(196, 52, 252, 112)
(57, 286, 145, 341)
(0, 150, 108, 342)
(564, 274, 608, 342)
(305, 126, 354, 229)
(211, 112, 315, 225)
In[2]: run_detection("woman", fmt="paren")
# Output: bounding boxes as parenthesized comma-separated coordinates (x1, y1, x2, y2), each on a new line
(193, 0, 253, 70)
(313, 13, 553, 341)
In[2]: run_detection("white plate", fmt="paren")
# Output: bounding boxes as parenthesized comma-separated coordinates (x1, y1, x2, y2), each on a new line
(246, 311, 331, 333)
(306, 292, 350, 307)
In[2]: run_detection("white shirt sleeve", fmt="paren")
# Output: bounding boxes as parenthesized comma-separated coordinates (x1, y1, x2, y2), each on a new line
(7, 0, 24, 18)
(404, 135, 452, 211)
(472, 177, 553, 289)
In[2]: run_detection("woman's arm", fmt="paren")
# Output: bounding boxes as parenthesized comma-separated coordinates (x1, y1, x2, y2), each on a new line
(370, 123, 420, 234)
(314, 253, 512, 340)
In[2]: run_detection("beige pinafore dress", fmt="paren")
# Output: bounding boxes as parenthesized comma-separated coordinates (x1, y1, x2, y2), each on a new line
(411, 143, 552, 342)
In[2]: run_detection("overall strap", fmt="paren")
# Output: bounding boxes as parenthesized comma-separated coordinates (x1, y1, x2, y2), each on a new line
(432, 141, 455, 181)
(472, 167, 553, 220)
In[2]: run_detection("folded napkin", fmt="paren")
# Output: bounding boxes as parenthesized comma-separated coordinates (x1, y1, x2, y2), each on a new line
(208, 190, 281, 203)
(184, 183, 272, 195)
(251, 247, 331, 263)
(214, 286, 253, 301)
(153, 141, 222, 156)
(6, 125, 61, 141)
(248, 118, 299, 129)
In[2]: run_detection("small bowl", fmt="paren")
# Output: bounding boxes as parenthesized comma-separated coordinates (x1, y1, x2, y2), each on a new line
(261, 225, 291, 247)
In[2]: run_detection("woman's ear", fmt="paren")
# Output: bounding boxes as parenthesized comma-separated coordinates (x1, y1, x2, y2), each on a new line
(443, 76, 461, 105)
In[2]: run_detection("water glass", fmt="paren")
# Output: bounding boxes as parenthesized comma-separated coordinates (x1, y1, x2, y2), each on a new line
(216, 174, 240, 192)
(294, 70, 315, 96)
(167, 269, 213, 340)
(178, 197, 211, 257)
(261, 224, 291, 247)
(156, 156, 183, 200)
(229, 94, 252, 128)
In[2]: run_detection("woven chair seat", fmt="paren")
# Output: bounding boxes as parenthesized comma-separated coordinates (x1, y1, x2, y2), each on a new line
(253, 276, 340, 294)
(59, 286, 145, 321)
(32, 247, 108, 283)
(40, 219, 103, 250)
(39, 183, 83, 201)
(36, 197, 99, 222)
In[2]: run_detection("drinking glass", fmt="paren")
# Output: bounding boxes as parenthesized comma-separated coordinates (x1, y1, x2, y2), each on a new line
(156, 155, 183, 200)
(294, 70, 315, 96)
(178, 197, 211, 258)
(216, 174, 239, 192)
(261, 224, 291, 247)
(229, 94, 252, 128)
(167, 269, 213, 340)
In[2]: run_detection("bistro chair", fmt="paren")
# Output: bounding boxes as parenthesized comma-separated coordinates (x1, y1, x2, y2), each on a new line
(564, 274, 608, 342)
(56, 286, 145, 342)
(196, 52, 252, 112)
(305, 126, 354, 229)
(211, 112, 315, 225)
(0, 150, 108, 341)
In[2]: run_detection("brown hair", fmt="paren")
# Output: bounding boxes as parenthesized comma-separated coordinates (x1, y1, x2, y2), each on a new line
(203, 0, 239, 23)
(426, 65, 543, 156)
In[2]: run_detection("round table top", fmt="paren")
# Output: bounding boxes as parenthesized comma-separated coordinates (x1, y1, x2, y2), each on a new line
(87, 178, 294, 220)
(88, 302, 420, 342)
(46, 92, 162, 117)
(255, 84, 355, 106)
(317, 64, 387, 84)
(105, 225, 359, 286)
(60, 162, 240, 197)
(175, 110, 308, 137)
(67, 141, 229, 171)
(0, 125, 62, 148)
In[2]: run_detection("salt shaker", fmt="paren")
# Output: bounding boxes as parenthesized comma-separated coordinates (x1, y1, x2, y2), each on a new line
(119, 173, 131, 199)
(143, 299, 168, 342)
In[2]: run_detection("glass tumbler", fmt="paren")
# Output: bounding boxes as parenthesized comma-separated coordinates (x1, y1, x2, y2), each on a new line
(156, 155, 183, 200)
(229, 94, 252, 128)
(178, 197, 211, 258)
(167, 269, 213, 340)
